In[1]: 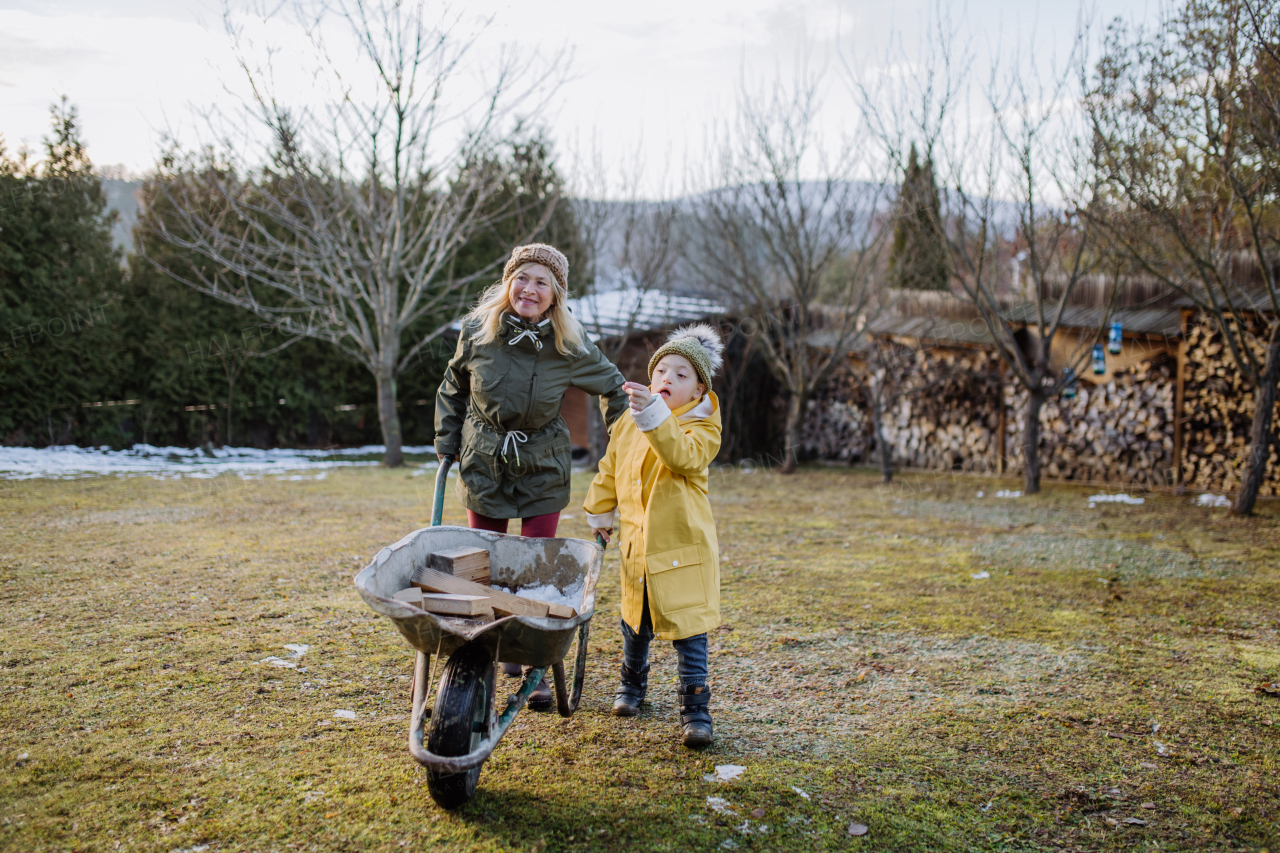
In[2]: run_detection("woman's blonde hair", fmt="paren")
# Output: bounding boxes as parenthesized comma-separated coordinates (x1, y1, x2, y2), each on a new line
(467, 261, 588, 355)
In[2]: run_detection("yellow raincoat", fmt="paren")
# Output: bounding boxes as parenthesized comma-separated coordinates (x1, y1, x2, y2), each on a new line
(584, 393, 722, 640)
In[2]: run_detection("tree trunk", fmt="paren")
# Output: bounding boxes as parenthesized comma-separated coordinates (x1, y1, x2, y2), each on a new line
(587, 396, 609, 471)
(780, 391, 804, 474)
(1022, 385, 1045, 495)
(377, 371, 404, 468)
(870, 395, 893, 484)
(1231, 325, 1280, 518)
(224, 359, 235, 447)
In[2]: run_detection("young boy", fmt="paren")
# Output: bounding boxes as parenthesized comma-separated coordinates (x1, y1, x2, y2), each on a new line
(584, 324, 724, 747)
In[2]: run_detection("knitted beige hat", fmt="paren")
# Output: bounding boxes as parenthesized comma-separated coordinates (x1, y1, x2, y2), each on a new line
(503, 243, 569, 291)
(647, 323, 724, 390)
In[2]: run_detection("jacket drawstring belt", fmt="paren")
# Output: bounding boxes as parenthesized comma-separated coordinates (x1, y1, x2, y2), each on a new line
(506, 316, 548, 350)
(500, 430, 528, 465)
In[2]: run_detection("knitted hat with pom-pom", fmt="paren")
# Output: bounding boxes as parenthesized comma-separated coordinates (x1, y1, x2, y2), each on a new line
(647, 323, 724, 389)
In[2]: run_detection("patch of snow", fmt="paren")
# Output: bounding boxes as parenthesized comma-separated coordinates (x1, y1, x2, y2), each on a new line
(494, 580, 583, 613)
(703, 765, 745, 783)
(0, 444, 436, 480)
(735, 821, 769, 836)
(333, 710, 357, 719)
(260, 643, 310, 668)
(706, 796, 737, 815)
(971, 571, 991, 580)
(1087, 493, 1144, 507)
(792, 786, 810, 799)
(995, 490, 1022, 498)
(1195, 493, 1231, 507)
(976, 491, 985, 498)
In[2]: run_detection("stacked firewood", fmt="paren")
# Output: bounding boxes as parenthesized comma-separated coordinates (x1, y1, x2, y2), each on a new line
(799, 349, 1005, 471)
(878, 350, 1004, 472)
(801, 350, 1181, 485)
(798, 370, 870, 462)
(1003, 359, 1176, 486)
(1181, 318, 1280, 496)
(799, 311, 1278, 489)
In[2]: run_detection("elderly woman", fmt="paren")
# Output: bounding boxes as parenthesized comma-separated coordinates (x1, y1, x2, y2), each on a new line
(434, 243, 628, 707)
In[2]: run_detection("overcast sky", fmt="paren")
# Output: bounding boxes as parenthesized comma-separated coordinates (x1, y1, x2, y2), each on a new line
(0, 0, 1159, 192)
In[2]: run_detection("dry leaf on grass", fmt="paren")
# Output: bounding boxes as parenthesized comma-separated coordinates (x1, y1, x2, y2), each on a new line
(1255, 682, 1280, 696)
(847, 822, 869, 837)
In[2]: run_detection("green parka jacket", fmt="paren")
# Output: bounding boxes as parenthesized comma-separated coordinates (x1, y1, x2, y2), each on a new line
(434, 315, 628, 519)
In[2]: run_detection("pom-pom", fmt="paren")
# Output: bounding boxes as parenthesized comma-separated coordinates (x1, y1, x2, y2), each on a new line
(666, 323, 724, 377)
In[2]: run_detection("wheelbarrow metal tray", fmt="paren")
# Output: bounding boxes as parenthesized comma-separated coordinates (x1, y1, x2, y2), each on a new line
(354, 526, 602, 668)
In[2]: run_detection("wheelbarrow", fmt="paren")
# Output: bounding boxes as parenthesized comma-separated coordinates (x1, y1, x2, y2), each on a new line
(353, 457, 601, 809)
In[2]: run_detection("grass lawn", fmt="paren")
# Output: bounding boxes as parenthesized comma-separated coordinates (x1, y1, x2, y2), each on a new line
(1, 465, 1278, 852)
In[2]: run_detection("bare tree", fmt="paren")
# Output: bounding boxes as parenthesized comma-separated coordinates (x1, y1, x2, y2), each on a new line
(570, 143, 682, 463)
(1086, 0, 1280, 515)
(862, 24, 1115, 494)
(144, 0, 561, 466)
(684, 68, 889, 473)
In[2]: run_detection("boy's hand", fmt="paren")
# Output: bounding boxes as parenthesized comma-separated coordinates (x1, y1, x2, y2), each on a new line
(623, 381, 654, 412)
(593, 527, 613, 544)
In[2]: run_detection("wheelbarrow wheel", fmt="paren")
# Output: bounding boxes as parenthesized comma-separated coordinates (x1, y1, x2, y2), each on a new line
(426, 642, 494, 809)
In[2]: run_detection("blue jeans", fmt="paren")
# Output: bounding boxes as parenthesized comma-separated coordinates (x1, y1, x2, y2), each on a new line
(621, 589, 708, 687)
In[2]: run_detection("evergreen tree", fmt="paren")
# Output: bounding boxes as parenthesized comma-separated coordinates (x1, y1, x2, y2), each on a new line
(887, 144, 949, 291)
(0, 99, 126, 446)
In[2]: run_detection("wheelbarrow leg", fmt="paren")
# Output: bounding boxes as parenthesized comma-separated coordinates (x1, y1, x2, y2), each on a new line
(553, 621, 591, 717)
(410, 651, 432, 728)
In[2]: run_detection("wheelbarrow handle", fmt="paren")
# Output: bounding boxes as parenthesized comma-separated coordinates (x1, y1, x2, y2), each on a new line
(431, 455, 454, 527)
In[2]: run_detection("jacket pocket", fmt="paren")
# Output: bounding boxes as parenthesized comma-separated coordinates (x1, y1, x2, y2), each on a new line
(515, 424, 569, 484)
(645, 545, 707, 613)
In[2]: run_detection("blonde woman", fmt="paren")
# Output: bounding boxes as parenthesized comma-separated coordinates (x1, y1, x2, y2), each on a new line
(434, 243, 628, 707)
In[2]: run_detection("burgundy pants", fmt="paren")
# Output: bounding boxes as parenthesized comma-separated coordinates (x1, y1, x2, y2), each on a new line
(466, 510, 560, 539)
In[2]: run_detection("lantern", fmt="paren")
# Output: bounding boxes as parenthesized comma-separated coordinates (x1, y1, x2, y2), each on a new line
(1062, 367, 1078, 400)
(1092, 344, 1106, 375)
(1108, 320, 1123, 355)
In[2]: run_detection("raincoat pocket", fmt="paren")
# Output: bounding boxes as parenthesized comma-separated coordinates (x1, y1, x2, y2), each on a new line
(458, 418, 501, 496)
(646, 545, 708, 613)
(511, 427, 569, 487)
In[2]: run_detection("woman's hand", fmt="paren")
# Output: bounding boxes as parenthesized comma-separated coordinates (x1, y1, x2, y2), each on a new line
(438, 453, 455, 464)
(623, 381, 654, 413)
(593, 527, 613, 544)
